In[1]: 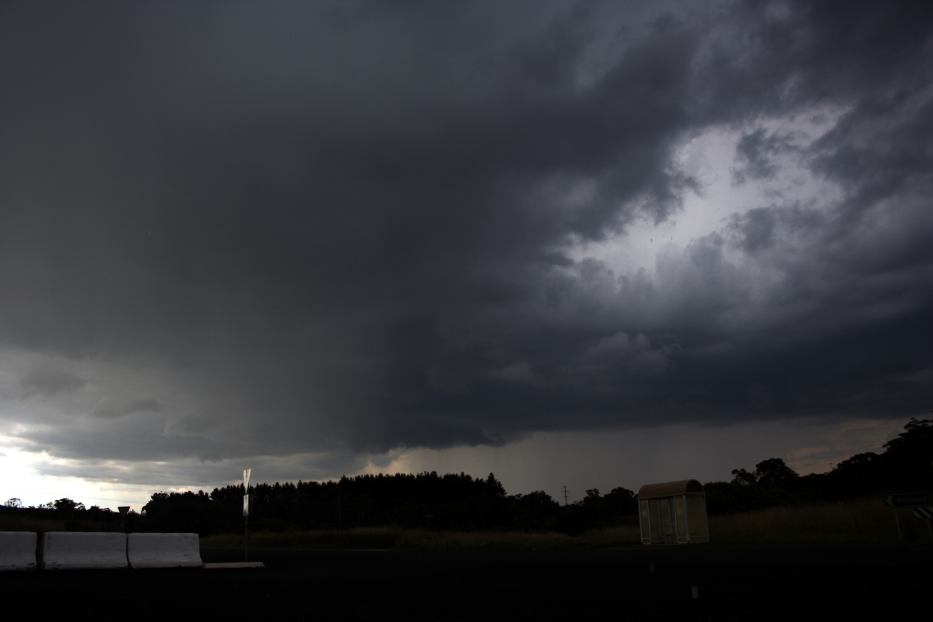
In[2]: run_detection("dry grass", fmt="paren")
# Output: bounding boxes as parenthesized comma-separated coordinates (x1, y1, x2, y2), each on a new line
(203, 499, 909, 551)
(0, 515, 68, 532)
(394, 529, 579, 551)
(10, 497, 915, 550)
(202, 526, 401, 550)
(202, 527, 586, 551)
(578, 524, 641, 548)
(201, 523, 644, 552)
(709, 497, 903, 545)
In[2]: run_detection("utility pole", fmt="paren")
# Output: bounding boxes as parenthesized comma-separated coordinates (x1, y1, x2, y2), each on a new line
(562, 485, 569, 506)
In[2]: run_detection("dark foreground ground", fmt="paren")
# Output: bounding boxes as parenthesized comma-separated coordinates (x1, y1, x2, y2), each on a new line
(2, 543, 931, 620)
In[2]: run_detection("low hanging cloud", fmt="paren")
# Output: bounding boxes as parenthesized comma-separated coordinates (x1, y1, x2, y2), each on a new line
(731, 128, 804, 185)
(91, 397, 163, 420)
(18, 367, 87, 399)
(0, 1, 931, 485)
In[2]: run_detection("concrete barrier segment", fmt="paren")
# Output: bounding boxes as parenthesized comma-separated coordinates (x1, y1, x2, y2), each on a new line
(0, 531, 38, 571)
(127, 533, 203, 568)
(41, 531, 128, 570)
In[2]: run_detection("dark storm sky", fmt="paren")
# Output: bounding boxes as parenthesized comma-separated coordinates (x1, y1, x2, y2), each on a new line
(1, 1, 931, 504)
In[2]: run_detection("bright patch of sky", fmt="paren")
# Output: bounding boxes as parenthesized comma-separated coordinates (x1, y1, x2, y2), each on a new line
(568, 111, 845, 277)
(0, 440, 151, 509)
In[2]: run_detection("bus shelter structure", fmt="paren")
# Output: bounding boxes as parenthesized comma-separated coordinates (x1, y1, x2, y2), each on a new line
(638, 479, 709, 545)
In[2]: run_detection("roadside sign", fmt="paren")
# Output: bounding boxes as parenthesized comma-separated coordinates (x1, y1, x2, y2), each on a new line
(243, 468, 252, 518)
(885, 492, 933, 508)
(242, 467, 252, 562)
(913, 507, 933, 519)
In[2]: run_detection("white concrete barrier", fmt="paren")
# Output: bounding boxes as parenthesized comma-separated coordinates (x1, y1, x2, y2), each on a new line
(0, 531, 37, 571)
(127, 533, 202, 568)
(41, 532, 128, 569)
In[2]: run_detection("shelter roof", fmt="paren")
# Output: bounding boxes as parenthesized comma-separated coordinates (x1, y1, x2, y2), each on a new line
(637, 479, 704, 499)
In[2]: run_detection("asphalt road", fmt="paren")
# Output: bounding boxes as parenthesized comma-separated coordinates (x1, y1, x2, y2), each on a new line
(2, 544, 930, 620)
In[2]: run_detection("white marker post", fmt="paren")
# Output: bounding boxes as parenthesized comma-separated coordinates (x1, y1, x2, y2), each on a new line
(243, 468, 251, 562)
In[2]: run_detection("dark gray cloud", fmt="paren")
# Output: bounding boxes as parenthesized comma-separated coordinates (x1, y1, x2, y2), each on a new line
(91, 397, 163, 419)
(731, 128, 802, 185)
(18, 367, 86, 398)
(0, 0, 931, 479)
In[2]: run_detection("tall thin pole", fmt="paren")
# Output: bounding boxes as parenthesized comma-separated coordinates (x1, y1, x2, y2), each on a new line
(243, 468, 252, 562)
(562, 485, 569, 506)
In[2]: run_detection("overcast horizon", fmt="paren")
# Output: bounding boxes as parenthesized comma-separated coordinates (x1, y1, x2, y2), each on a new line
(1, 1, 931, 511)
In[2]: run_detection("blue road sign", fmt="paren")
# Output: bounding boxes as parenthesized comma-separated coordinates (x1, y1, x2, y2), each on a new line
(885, 492, 933, 508)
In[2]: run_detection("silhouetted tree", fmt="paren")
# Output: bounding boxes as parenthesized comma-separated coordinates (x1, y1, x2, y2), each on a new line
(603, 487, 637, 516)
(506, 491, 560, 530)
(879, 416, 933, 487)
(730, 468, 757, 487)
(121, 417, 933, 529)
(754, 458, 799, 487)
(825, 452, 881, 496)
(52, 498, 85, 513)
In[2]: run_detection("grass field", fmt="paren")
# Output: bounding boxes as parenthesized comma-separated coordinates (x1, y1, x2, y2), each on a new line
(6, 543, 933, 620)
(0, 515, 71, 532)
(203, 526, 584, 551)
(4, 498, 932, 620)
(708, 496, 908, 545)
(6, 496, 923, 550)
(199, 496, 924, 551)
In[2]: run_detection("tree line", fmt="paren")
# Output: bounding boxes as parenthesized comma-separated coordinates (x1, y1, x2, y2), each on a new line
(3, 417, 930, 535)
(705, 416, 933, 513)
(139, 472, 639, 535)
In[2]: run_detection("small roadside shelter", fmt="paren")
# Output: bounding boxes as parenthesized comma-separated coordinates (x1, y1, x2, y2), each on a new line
(638, 479, 709, 545)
